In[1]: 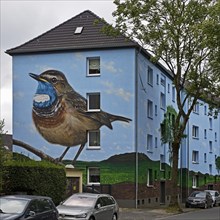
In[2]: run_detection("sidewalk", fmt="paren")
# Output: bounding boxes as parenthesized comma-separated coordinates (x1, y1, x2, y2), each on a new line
(119, 205, 195, 220)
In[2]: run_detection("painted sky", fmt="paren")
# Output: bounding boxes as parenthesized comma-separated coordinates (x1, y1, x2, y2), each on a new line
(0, 0, 117, 134)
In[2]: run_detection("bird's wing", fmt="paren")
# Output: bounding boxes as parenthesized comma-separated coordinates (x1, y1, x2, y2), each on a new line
(64, 90, 113, 129)
(65, 90, 87, 112)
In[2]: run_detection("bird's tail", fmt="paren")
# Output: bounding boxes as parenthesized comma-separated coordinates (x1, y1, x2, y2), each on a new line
(109, 113, 132, 124)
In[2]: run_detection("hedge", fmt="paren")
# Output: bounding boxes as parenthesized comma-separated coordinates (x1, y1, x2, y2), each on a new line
(2, 160, 66, 205)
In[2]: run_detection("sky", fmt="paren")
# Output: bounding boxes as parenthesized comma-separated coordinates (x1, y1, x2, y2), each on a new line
(0, 0, 117, 134)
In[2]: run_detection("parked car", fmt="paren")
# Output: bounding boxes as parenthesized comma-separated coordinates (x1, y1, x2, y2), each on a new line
(185, 191, 213, 209)
(57, 193, 119, 220)
(0, 195, 58, 220)
(205, 190, 220, 206)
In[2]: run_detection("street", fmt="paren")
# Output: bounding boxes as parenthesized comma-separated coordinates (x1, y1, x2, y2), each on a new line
(119, 206, 220, 220)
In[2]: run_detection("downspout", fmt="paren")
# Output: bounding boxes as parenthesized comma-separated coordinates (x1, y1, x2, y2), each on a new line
(187, 115, 190, 197)
(135, 49, 139, 209)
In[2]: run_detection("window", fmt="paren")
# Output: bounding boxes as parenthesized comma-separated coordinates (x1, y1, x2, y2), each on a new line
(88, 130, 100, 149)
(155, 137, 158, 148)
(215, 132, 217, 141)
(172, 86, 175, 102)
(192, 150, 199, 163)
(87, 167, 100, 185)
(192, 125, 199, 139)
(167, 83, 170, 93)
(147, 169, 153, 186)
(160, 92, 166, 109)
(156, 74, 159, 84)
(209, 118, 213, 130)
(147, 100, 153, 118)
(192, 175, 198, 188)
(193, 102, 200, 114)
(204, 153, 207, 163)
(204, 129, 207, 139)
(74, 26, 83, 34)
(209, 141, 213, 153)
(87, 57, 100, 75)
(160, 75, 165, 86)
(87, 93, 100, 111)
(204, 105, 207, 115)
(147, 66, 153, 86)
(155, 105, 158, 116)
(160, 154, 165, 170)
(147, 134, 153, 152)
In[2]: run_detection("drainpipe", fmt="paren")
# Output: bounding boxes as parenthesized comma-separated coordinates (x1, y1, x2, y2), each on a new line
(135, 49, 139, 209)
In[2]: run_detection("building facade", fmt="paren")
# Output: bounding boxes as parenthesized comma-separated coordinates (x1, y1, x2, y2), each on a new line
(6, 10, 220, 208)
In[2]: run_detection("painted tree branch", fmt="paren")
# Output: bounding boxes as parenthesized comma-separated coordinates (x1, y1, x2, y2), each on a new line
(13, 139, 60, 164)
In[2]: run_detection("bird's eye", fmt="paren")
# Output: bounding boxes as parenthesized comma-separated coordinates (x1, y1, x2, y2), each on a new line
(51, 77, 57, 84)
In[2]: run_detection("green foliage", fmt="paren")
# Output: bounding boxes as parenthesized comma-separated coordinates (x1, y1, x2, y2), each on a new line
(2, 160, 66, 205)
(215, 156, 220, 173)
(0, 119, 8, 193)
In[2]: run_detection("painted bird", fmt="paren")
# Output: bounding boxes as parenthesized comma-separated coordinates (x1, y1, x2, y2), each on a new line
(29, 70, 131, 164)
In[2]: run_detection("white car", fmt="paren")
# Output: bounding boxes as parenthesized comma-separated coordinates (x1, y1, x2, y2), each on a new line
(57, 193, 119, 220)
(205, 190, 220, 206)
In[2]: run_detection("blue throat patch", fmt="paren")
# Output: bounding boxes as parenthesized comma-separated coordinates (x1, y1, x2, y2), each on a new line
(33, 81, 57, 108)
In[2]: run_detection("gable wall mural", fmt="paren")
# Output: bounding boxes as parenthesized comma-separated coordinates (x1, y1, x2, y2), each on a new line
(13, 49, 135, 162)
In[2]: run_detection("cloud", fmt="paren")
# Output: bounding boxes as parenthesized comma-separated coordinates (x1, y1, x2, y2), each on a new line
(102, 81, 133, 102)
(13, 91, 25, 100)
(102, 61, 118, 74)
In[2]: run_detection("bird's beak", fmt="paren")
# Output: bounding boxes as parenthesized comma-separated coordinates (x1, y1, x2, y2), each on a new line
(29, 73, 47, 82)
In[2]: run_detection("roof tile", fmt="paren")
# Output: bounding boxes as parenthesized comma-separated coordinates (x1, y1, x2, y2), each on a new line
(6, 10, 137, 55)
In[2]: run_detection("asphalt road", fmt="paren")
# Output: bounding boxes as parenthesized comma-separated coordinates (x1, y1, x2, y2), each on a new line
(119, 206, 220, 220)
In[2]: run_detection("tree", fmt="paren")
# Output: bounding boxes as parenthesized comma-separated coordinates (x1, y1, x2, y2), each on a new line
(110, 0, 220, 209)
(216, 156, 220, 175)
(0, 119, 9, 193)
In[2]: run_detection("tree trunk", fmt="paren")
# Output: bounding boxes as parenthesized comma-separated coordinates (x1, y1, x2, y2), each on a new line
(169, 141, 182, 211)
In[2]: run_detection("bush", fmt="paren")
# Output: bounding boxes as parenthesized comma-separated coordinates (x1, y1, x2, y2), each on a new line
(3, 160, 66, 205)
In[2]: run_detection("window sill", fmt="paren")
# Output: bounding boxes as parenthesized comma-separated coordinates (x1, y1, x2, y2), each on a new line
(87, 73, 101, 77)
(87, 146, 101, 150)
(87, 183, 100, 186)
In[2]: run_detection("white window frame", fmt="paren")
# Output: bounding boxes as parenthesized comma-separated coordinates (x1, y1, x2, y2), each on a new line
(192, 175, 198, 188)
(192, 150, 199, 163)
(87, 130, 100, 149)
(160, 92, 166, 109)
(147, 134, 153, 152)
(147, 66, 153, 86)
(87, 167, 100, 185)
(160, 74, 166, 87)
(192, 125, 199, 139)
(147, 99, 153, 119)
(87, 57, 100, 76)
(87, 92, 100, 112)
(193, 102, 200, 114)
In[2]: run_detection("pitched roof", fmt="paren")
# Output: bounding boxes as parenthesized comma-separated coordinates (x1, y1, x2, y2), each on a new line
(6, 10, 138, 55)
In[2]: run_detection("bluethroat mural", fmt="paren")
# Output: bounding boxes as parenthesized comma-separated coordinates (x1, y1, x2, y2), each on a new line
(29, 70, 131, 164)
